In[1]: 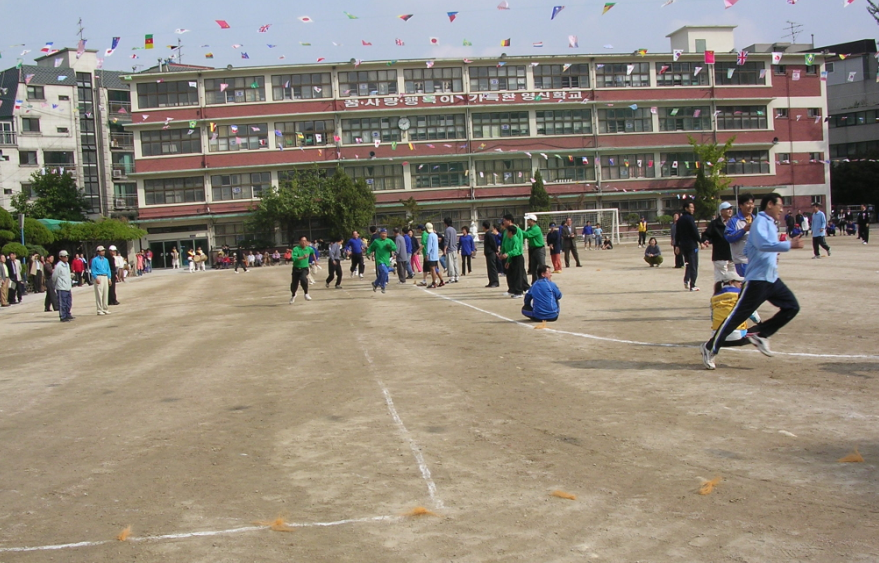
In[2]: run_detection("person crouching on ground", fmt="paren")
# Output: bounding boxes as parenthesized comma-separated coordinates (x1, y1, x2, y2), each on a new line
(708, 270, 761, 349)
(644, 237, 663, 267)
(521, 265, 562, 323)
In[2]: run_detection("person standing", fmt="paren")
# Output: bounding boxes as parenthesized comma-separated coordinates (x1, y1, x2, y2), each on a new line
(546, 222, 563, 273)
(725, 193, 754, 276)
(394, 227, 410, 284)
(53, 250, 74, 322)
(345, 230, 365, 278)
(593, 224, 603, 249)
(443, 217, 459, 283)
(701, 201, 735, 293)
(0, 254, 9, 307)
(107, 246, 121, 306)
(196, 247, 207, 271)
(482, 221, 499, 288)
(500, 224, 526, 298)
(675, 201, 701, 292)
(171, 247, 180, 269)
(71, 253, 85, 285)
(424, 223, 445, 288)
(30, 253, 44, 293)
(521, 265, 562, 322)
(43, 255, 59, 313)
(6, 252, 23, 304)
(810, 203, 831, 258)
(458, 226, 474, 276)
(91, 246, 112, 315)
(560, 218, 581, 267)
(367, 228, 397, 293)
(582, 221, 594, 250)
(702, 193, 804, 369)
(325, 236, 344, 289)
(403, 229, 414, 278)
(409, 228, 422, 274)
(289, 236, 314, 304)
(670, 212, 684, 269)
(501, 214, 529, 291)
(523, 214, 547, 284)
(637, 217, 648, 248)
(856, 204, 870, 244)
(234, 247, 248, 273)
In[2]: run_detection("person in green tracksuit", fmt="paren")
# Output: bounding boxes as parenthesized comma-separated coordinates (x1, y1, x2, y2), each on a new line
(290, 236, 315, 304)
(522, 213, 547, 284)
(366, 228, 397, 294)
(500, 223, 527, 297)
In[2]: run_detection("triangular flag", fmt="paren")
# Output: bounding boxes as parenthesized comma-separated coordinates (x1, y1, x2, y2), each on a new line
(298, 16, 314, 23)
(602, 3, 616, 14)
(430, 37, 440, 45)
(673, 49, 683, 61)
(551, 6, 565, 19)
(447, 12, 458, 22)
(498, 0, 510, 9)
(568, 35, 578, 48)
(344, 11, 358, 19)
(398, 14, 414, 21)
(463, 39, 473, 46)
(724, 0, 739, 8)
(215, 20, 231, 29)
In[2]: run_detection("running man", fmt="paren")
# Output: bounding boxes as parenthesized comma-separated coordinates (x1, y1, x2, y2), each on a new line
(325, 236, 344, 288)
(702, 193, 804, 369)
(345, 230, 365, 278)
(367, 228, 397, 294)
(289, 236, 315, 304)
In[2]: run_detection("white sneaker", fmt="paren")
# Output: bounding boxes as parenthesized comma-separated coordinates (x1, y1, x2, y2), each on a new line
(103, 309, 111, 314)
(304, 294, 312, 301)
(690, 287, 700, 292)
(502, 292, 510, 296)
(289, 295, 296, 304)
(684, 282, 690, 290)
(747, 333, 774, 357)
(359, 274, 364, 278)
(700, 342, 716, 370)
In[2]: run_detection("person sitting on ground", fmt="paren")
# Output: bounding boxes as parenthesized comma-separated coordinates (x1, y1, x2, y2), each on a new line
(521, 265, 562, 323)
(644, 237, 663, 267)
(709, 270, 761, 349)
(601, 236, 613, 250)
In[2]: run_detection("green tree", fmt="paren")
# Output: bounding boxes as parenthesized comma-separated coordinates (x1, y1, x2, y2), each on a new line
(1, 242, 27, 257)
(323, 170, 376, 240)
(56, 218, 146, 244)
(689, 136, 736, 220)
(830, 158, 879, 205)
(399, 196, 422, 226)
(10, 170, 90, 221)
(20, 218, 54, 246)
(657, 214, 674, 227)
(247, 168, 327, 243)
(625, 212, 641, 229)
(0, 207, 15, 245)
(529, 170, 551, 221)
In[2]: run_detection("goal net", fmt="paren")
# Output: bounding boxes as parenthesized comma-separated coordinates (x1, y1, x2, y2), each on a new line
(528, 209, 621, 245)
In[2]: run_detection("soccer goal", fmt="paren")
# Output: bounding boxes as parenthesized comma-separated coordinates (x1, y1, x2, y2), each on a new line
(529, 209, 621, 245)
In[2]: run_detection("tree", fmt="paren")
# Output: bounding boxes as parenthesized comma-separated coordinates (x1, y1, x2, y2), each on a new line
(55, 218, 146, 244)
(689, 136, 736, 220)
(657, 214, 674, 227)
(830, 158, 879, 205)
(10, 170, 89, 221)
(528, 170, 551, 229)
(247, 168, 328, 243)
(1, 242, 27, 257)
(399, 196, 423, 226)
(625, 212, 641, 229)
(20, 218, 54, 246)
(0, 207, 15, 245)
(323, 170, 376, 240)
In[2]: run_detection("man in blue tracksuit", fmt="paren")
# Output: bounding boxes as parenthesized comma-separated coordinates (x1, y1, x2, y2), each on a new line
(810, 202, 831, 258)
(521, 265, 562, 322)
(344, 230, 365, 278)
(702, 193, 804, 369)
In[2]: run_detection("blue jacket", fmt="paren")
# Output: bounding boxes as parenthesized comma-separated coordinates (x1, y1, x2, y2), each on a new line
(91, 255, 111, 277)
(582, 225, 593, 236)
(344, 237, 362, 255)
(404, 234, 413, 255)
(744, 211, 791, 283)
(426, 232, 440, 261)
(524, 278, 562, 319)
(811, 210, 827, 236)
(458, 234, 475, 256)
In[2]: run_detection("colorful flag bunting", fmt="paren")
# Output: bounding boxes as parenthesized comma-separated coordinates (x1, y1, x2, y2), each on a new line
(737, 50, 748, 65)
(602, 3, 616, 14)
(448, 12, 458, 22)
(145, 35, 154, 49)
(805, 53, 815, 65)
(568, 35, 578, 48)
(551, 5, 565, 19)
(396, 38, 404, 46)
(533, 42, 544, 48)
(398, 14, 414, 21)
(258, 24, 271, 33)
(205, 52, 214, 59)
(241, 52, 249, 59)
(498, 0, 510, 9)
(344, 11, 358, 19)
(430, 37, 440, 45)
(704, 50, 715, 65)
(500, 38, 511, 46)
(362, 40, 372, 46)
(175, 29, 189, 34)
(215, 20, 231, 29)
(673, 49, 683, 61)
(724, 0, 739, 8)
(41, 42, 54, 53)
(463, 39, 473, 46)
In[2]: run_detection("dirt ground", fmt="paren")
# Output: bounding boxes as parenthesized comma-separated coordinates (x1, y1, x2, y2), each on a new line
(0, 235, 877, 563)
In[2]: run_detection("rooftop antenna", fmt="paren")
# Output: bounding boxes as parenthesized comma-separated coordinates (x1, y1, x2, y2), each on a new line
(175, 37, 184, 64)
(77, 17, 86, 42)
(782, 21, 804, 44)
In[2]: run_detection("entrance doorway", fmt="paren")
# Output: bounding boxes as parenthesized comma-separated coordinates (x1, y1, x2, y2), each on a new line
(149, 238, 209, 269)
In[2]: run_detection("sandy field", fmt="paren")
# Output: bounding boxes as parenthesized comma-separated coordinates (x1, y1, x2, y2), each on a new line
(0, 235, 877, 563)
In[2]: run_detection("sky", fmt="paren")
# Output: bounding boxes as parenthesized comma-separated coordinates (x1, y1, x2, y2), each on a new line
(2, 0, 877, 72)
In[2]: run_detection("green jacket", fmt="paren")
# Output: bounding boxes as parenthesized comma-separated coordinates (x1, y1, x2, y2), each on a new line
(523, 224, 545, 248)
(500, 225, 524, 262)
(367, 238, 397, 266)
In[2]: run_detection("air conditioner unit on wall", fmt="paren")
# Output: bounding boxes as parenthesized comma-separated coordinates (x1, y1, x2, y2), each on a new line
(115, 198, 127, 209)
(112, 169, 123, 178)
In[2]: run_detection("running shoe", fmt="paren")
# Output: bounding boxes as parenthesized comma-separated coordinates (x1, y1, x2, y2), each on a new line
(747, 333, 774, 357)
(326, 282, 331, 288)
(700, 342, 716, 370)
(438, 281, 445, 287)
(690, 287, 700, 292)
(373, 283, 378, 292)
(304, 294, 312, 301)
(381, 287, 386, 294)
(289, 295, 296, 304)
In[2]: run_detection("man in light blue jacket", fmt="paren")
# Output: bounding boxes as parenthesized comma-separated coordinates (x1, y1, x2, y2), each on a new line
(702, 193, 803, 369)
(810, 202, 831, 258)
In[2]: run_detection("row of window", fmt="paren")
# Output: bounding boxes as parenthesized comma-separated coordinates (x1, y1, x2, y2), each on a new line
(17, 150, 75, 166)
(142, 106, 774, 155)
(141, 151, 773, 204)
(830, 141, 879, 158)
(136, 62, 791, 108)
(828, 109, 879, 129)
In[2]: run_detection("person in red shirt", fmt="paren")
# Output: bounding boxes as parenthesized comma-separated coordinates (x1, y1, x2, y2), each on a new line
(71, 253, 86, 286)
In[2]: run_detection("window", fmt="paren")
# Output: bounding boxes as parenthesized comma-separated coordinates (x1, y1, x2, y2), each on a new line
(725, 151, 770, 174)
(278, 168, 337, 184)
(136, 80, 198, 108)
(811, 195, 823, 205)
(21, 118, 40, 133)
(775, 108, 789, 119)
(605, 199, 657, 220)
(412, 162, 468, 188)
(210, 172, 272, 201)
(56, 127, 70, 134)
(26, 85, 45, 100)
(404, 67, 463, 94)
(208, 123, 269, 152)
(113, 183, 137, 207)
(540, 157, 596, 183)
(204, 76, 266, 104)
(806, 65, 818, 75)
(658, 106, 711, 131)
(595, 63, 650, 88)
(409, 114, 467, 140)
(715, 62, 766, 85)
(809, 152, 823, 162)
(776, 153, 791, 164)
(781, 196, 793, 206)
(0, 121, 15, 145)
(474, 159, 531, 186)
(695, 39, 707, 53)
(141, 128, 202, 156)
(472, 112, 529, 138)
(19, 151, 37, 166)
(344, 165, 404, 191)
(598, 107, 653, 133)
(826, 62, 835, 73)
(601, 154, 656, 179)
(469, 65, 526, 92)
(655, 62, 709, 86)
(774, 65, 787, 76)
(660, 153, 697, 177)
(58, 95, 70, 101)
(338, 70, 398, 97)
(274, 120, 335, 148)
(533, 64, 590, 89)
(341, 116, 400, 144)
(3, 189, 11, 195)
(271, 73, 332, 100)
(214, 223, 252, 247)
(44, 151, 74, 167)
(807, 108, 821, 118)
(143, 176, 205, 205)
(20, 183, 32, 198)
(536, 109, 592, 135)
(716, 106, 768, 130)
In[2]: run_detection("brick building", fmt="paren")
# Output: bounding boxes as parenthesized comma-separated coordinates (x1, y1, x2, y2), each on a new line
(125, 26, 830, 267)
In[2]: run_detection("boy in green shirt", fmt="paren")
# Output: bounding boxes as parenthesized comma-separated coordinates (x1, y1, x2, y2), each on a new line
(500, 224, 527, 297)
(290, 236, 315, 304)
(366, 228, 397, 294)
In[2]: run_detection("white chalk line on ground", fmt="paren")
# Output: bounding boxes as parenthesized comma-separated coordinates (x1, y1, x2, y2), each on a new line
(360, 342, 445, 510)
(422, 289, 879, 360)
(0, 517, 400, 553)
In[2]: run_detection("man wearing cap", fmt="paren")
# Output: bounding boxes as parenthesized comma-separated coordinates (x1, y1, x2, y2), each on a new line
(443, 217, 459, 283)
(546, 222, 563, 273)
(107, 245, 121, 306)
(53, 250, 74, 322)
(725, 193, 754, 276)
(701, 201, 735, 294)
(91, 246, 112, 315)
(560, 217, 581, 267)
(810, 202, 831, 258)
(523, 214, 547, 284)
(424, 223, 445, 288)
(367, 228, 397, 294)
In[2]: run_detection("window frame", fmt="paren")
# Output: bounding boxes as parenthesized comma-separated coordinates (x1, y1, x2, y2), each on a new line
(540, 157, 596, 183)
(725, 150, 771, 175)
(409, 114, 467, 141)
(716, 106, 768, 130)
(136, 80, 199, 109)
(715, 61, 767, 86)
(532, 64, 590, 89)
(204, 76, 267, 105)
(471, 111, 530, 138)
(659, 152, 698, 177)
(601, 154, 656, 180)
(403, 67, 464, 94)
(338, 69, 398, 98)
(208, 123, 269, 152)
(143, 176, 206, 205)
(595, 62, 650, 88)
(655, 62, 709, 87)
(21, 117, 41, 133)
(468, 65, 527, 92)
(19, 150, 38, 166)
(26, 85, 45, 100)
(271, 72, 333, 100)
(474, 159, 531, 186)
(658, 106, 711, 132)
(341, 116, 401, 144)
(412, 161, 469, 189)
(141, 128, 203, 157)
(597, 107, 653, 133)
(535, 109, 593, 135)
(344, 164, 404, 191)
(274, 120, 335, 148)
(210, 172, 272, 201)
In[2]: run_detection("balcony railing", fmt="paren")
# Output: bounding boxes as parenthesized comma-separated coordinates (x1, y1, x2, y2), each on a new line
(112, 163, 135, 177)
(0, 132, 16, 146)
(108, 100, 132, 122)
(45, 162, 76, 174)
(110, 132, 134, 150)
(113, 195, 138, 209)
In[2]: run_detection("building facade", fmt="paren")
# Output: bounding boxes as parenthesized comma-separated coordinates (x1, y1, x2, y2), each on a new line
(126, 26, 830, 266)
(0, 49, 134, 217)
